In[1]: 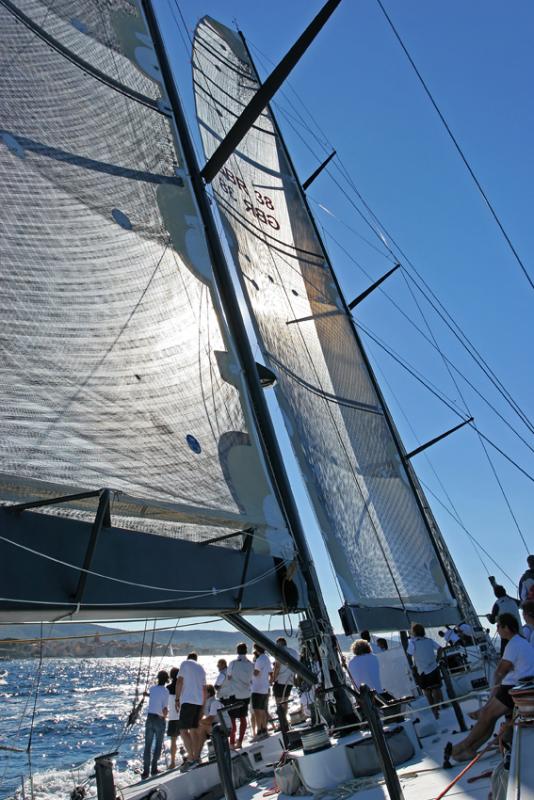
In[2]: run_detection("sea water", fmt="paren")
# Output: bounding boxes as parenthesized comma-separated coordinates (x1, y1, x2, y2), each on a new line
(0, 656, 225, 800)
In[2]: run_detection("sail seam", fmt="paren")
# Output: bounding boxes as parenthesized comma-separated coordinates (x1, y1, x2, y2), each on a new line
(0, 0, 163, 115)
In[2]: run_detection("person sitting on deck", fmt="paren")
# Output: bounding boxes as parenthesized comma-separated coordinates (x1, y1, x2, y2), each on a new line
(407, 623, 443, 719)
(348, 639, 383, 693)
(196, 684, 229, 758)
(451, 613, 534, 762)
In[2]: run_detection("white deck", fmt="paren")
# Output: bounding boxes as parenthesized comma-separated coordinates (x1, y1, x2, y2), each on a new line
(119, 699, 521, 800)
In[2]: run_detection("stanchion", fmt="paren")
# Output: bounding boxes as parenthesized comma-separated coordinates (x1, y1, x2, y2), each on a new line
(212, 717, 237, 800)
(94, 752, 118, 800)
(358, 685, 404, 800)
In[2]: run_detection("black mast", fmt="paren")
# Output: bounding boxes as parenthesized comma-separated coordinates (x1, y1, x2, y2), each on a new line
(141, 1, 353, 713)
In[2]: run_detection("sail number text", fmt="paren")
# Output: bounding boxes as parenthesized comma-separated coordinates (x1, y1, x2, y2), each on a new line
(218, 168, 280, 230)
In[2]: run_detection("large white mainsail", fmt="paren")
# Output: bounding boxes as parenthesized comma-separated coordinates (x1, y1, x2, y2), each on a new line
(0, 0, 303, 617)
(193, 17, 461, 630)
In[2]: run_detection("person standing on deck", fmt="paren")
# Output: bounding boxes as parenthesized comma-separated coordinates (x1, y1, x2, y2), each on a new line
(271, 636, 298, 730)
(519, 555, 534, 602)
(407, 623, 443, 719)
(487, 585, 521, 654)
(141, 670, 169, 779)
(451, 613, 534, 761)
(214, 658, 228, 697)
(251, 643, 272, 740)
(175, 652, 206, 769)
(225, 642, 254, 750)
(166, 667, 180, 769)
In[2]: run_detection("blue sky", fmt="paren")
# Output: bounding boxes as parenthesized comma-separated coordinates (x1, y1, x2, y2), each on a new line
(147, 1, 534, 633)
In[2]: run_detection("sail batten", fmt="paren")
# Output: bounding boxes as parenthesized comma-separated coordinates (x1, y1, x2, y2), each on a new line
(193, 17, 460, 628)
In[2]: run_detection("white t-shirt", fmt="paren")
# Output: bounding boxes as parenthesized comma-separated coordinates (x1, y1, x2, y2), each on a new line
(522, 624, 534, 646)
(502, 634, 534, 685)
(147, 684, 169, 717)
(348, 653, 382, 693)
(407, 637, 440, 675)
(178, 658, 206, 706)
(275, 646, 299, 685)
(227, 655, 254, 699)
(444, 629, 460, 645)
(204, 695, 223, 718)
(215, 668, 232, 699)
(495, 596, 521, 625)
(251, 653, 272, 694)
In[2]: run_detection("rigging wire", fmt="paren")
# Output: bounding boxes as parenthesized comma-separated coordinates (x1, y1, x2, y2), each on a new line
(397, 249, 530, 554)
(322, 227, 534, 459)
(375, 0, 534, 293)
(249, 39, 534, 439)
(359, 322, 534, 487)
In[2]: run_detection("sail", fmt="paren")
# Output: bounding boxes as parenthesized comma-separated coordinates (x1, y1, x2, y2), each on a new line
(0, 0, 293, 555)
(193, 17, 460, 629)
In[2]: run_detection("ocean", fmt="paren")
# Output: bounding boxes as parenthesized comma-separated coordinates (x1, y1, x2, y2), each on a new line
(0, 656, 225, 800)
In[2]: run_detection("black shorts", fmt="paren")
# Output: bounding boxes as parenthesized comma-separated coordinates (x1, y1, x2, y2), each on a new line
(273, 683, 293, 703)
(167, 719, 180, 737)
(227, 696, 250, 719)
(417, 667, 442, 690)
(178, 702, 203, 730)
(251, 692, 269, 711)
(495, 684, 514, 710)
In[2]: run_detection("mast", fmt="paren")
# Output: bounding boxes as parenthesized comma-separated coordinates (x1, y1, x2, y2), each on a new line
(141, 1, 351, 707)
(236, 31, 480, 631)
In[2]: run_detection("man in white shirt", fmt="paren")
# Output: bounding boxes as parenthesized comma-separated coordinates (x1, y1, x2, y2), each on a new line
(407, 623, 443, 718)
(175, 652, 206, 768)
(348, 639, 382, 693)
(271, 637, 299, 729)
(487, 585, 521, 654)
(451, 613, 534, 761)
(142, 670, 169, 779)
(225, 642, 254, 749)
(251, 643, 272, 739)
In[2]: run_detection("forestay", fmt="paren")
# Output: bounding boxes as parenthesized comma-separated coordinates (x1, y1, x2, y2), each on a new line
(193, 16, 459, 628)
(0, 0, 292, 555)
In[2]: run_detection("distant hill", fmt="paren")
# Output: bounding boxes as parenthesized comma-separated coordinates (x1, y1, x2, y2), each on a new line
(0, 622, 354, 657)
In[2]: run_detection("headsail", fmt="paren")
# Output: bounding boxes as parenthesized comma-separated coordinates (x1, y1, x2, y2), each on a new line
(193, 17, 461, 630)
(0, 0, 303, 618)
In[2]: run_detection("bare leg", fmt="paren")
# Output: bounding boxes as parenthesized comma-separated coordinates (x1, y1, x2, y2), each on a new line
(169, 736, 177, 768)
(452, 697, 508, 757)
(432, 688, 443, 718)
(190, 727, 205, 760)
(180, 729, 194, 761)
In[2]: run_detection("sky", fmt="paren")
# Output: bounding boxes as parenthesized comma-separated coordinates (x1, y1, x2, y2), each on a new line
(134, 0, 534, 635)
